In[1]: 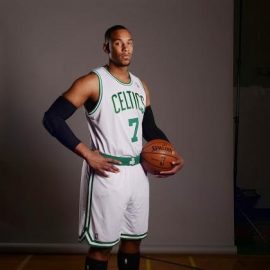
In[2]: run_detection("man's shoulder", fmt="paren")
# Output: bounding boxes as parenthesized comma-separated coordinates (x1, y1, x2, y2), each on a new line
(90, 66, 106, 76)
(70, 71, 99, 95)
(77, 70, 99, 84)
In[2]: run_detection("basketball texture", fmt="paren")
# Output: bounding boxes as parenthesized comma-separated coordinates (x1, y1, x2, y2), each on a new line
(141, 139, 177, 175)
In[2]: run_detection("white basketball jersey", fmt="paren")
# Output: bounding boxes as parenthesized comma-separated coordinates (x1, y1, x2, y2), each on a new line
(85, 66, 146, 157)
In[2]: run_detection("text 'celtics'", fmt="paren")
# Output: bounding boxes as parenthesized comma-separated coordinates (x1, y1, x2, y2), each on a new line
(111, 90, 145, 114)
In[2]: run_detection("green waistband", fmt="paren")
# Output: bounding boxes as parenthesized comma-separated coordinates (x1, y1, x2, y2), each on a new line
(101, 153, 141, 166)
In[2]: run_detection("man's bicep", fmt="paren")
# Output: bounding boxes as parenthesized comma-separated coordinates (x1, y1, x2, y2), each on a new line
(63, 73, 99, 108)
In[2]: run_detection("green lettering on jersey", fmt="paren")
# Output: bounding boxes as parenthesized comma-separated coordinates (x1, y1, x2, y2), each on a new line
(126, 91, 134, 109)
(135, 93, 144, 113)
(140, 95, 145, 112)
(117, 92, 126, 111)
(111, 90, 145, 114)
(122, 91, 132, 110)
(132, 92, 138, 109)
(112, 94, 120, 113)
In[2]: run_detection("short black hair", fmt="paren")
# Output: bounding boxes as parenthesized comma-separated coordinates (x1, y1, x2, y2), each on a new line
(104, 25, 128, 44)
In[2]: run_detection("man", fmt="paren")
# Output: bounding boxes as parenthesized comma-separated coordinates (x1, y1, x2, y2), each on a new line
(43, 25, 183, 270)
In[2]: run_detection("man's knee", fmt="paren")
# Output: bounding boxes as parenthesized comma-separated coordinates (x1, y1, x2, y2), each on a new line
(88, 246, 112, 261)
(119, 239, 141, 253)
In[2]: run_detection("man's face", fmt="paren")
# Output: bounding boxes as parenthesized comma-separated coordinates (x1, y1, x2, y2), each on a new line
(105, 29, 134, 67)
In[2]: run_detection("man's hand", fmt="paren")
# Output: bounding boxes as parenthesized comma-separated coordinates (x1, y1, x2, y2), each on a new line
(156, 151, 184, 178)
(75, 143, 121, 177)
(85, 150, 121, 177)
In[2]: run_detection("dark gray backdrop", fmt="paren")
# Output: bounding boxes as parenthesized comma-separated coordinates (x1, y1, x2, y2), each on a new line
(0, 0, 235, 253)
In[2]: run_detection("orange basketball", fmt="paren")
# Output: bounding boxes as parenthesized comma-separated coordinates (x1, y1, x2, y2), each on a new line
(141, 139, 177, 175)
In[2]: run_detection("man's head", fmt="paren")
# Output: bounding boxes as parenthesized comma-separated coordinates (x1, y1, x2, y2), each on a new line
(103, 25, 133, 67)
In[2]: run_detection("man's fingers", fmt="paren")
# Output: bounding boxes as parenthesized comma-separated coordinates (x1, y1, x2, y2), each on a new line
(103, 163, 120, 173)
(156, 174, 168, 178)
(106, 158, 122, 165)
(172, 156, 184, 166)
(159, 167, 178, 175)
(159, 172, 175, 176)
(154, 159, 184, 178)
(172, 160, 181, 165)
(97, 170, 109, 177)
(106, 165, 120, 173)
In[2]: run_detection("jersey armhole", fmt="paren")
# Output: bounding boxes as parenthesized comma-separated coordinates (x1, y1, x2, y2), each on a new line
(136, 77, 145, 92)
(85, 71, 103, 116)
(136, 78, 147, 111)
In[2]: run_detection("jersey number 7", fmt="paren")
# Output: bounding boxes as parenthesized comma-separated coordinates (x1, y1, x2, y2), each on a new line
(128, 117, 139, 143)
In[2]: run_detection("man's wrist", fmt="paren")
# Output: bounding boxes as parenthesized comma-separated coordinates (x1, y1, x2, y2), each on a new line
(75, 143, 93, 160)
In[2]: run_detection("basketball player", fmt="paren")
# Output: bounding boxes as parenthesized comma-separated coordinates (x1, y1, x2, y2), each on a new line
(43, 25, 183, 270)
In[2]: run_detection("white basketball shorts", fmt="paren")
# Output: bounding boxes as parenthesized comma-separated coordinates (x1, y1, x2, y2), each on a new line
(78, 159, 149, 248)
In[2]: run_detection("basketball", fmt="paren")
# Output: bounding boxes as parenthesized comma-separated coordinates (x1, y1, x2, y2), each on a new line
(141, 139, 177, 175)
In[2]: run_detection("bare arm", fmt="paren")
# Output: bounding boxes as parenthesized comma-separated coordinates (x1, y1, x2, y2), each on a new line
(43, 73, 120, 177)
(63, 73, 99, 108)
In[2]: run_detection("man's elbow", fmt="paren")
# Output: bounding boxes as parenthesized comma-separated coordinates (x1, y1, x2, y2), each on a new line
(42, 111, 56, 136)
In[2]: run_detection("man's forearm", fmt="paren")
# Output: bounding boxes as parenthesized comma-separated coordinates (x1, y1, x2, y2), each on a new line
(43, 96, 81, 151)
(142, 105, 169, 142)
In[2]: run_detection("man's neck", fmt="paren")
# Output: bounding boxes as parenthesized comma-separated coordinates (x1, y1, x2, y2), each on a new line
(106, 63, 130, 83)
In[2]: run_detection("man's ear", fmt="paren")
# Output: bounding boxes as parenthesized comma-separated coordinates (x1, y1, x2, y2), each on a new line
(103, 43, 110, 54)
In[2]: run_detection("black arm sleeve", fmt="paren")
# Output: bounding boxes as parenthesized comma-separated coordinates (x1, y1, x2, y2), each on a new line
(42, 96, 81, 151)
(142, 105, 169, 142)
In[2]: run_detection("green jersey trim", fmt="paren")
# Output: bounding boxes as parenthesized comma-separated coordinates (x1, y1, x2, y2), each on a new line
(102, 66, 133, 86)
(88, 71, 103, 115)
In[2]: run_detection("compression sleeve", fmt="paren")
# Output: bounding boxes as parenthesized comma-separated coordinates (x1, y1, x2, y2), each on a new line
(42, 96, 81, 151)
(142, 105, 169, 142)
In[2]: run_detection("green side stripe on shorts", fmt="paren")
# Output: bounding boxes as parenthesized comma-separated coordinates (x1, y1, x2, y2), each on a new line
(85, 168, 94, 231)
(101, 153, 141, 166)
(78, 166, 94, 241)
(81, 167, 121, 248)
